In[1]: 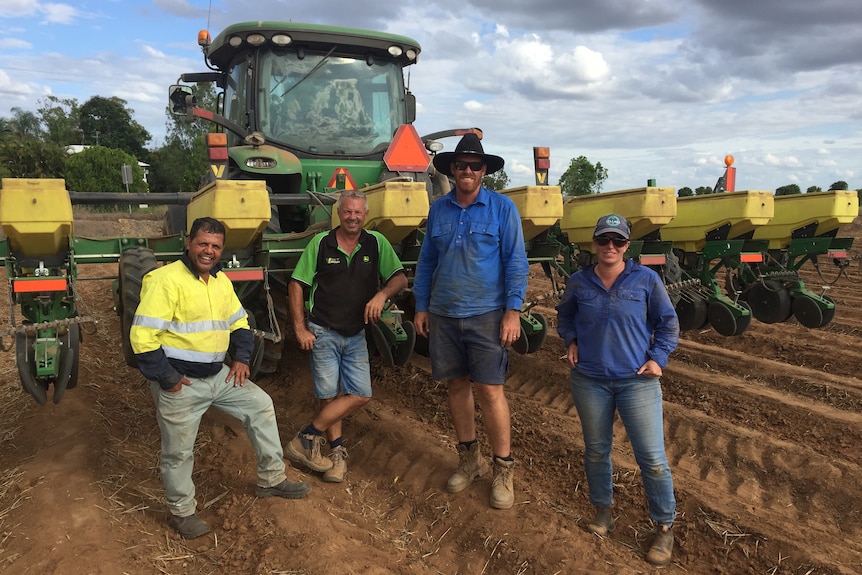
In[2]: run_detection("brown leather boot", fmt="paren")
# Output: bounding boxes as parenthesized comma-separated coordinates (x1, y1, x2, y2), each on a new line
(587, 505, 615, 536)
(446, 442, 489, 493)
(490, 457, 515, 510)
(646, 525, 674, 566)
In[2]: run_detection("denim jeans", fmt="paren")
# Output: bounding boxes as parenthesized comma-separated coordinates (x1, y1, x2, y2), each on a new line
(569, 370, 676, 526)
(149, 365, 286, 517)
(307, 322, 372, 399)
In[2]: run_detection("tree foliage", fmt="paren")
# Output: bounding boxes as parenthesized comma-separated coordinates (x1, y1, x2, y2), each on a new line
(38, 95, 81, 147)
(65, 146, 147, 195)
(828, 180, 849, 191)
(0, 139, 67, 178)
(79, 96, 151, 158)
(558, 156, 608, 196)
(694, 186, 715, 195)
(482, 168, 511, 191)
(775, 184, 801, 196)
(806, 186, 823, 193)
(8, 107, 42, 139)
(677, 186, 694, 197)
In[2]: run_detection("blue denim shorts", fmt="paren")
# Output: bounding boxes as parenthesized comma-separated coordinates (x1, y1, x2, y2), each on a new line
(429, 309, 508, 384)
(307, 322, 372, 399)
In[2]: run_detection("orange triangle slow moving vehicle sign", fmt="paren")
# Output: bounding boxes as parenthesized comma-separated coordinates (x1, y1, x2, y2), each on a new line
(326, 167, 358, 190)
(384, 124, 430, 172)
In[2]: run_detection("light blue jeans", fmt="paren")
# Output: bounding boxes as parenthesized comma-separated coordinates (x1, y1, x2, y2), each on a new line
(307, 322, 372, 398)
(149, 365, 287, 517)
(569, 370, 676, 526)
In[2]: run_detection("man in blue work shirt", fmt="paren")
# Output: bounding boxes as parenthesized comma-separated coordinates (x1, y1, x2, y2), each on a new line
(413, 133, 529, 510)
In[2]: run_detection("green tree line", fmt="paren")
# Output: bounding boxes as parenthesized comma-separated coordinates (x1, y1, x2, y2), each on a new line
(0, 89, 212, 196)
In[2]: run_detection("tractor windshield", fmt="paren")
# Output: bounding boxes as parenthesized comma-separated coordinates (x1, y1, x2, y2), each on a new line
(248, 49, 407, 156)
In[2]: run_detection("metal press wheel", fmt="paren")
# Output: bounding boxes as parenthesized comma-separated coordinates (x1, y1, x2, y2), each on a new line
(707, 301, 738, 337)
(747, 280, 792, 324)
(792, 294, 824, 329)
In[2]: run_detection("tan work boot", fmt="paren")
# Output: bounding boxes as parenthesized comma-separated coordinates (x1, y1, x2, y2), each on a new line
(285, 432, 333, 472)
(587, 505, 615, 536)
(323, 446, 348, 483)
(490, 457, 515, 510)
(447, 442, 489, 493)
(646, 525, 674, 566)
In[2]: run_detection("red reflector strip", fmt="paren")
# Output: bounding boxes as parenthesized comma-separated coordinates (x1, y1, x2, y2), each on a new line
(208, 147, 229, 161)
(828, 250, 848, 259)
(638, 255, 666, 265)
(13, 278, 67, 293)
(535, 158, 550, 170)
(740, 253, 763, 263)
(222, 269, 265, 282)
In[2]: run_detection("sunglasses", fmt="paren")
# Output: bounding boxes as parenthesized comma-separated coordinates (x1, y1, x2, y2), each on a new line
(453, 160, 485, 172)
(594, 236, 629, 248)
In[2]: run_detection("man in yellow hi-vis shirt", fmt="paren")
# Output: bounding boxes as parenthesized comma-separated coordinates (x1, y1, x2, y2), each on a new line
(131, 217, 309, 539)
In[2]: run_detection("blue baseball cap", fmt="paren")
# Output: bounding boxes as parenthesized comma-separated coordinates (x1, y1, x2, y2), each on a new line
(593, 214, 630, 239)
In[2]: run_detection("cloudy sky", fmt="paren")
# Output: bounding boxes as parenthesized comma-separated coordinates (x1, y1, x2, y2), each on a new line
(1, 0, 860, 191)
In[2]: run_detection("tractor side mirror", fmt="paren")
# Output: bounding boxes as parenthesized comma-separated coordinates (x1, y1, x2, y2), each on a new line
(405, 92, 416, 124)
(168, 85, 196, 117)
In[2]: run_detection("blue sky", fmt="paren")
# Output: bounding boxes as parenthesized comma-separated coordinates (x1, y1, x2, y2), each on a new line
(1, 0, 860, 192)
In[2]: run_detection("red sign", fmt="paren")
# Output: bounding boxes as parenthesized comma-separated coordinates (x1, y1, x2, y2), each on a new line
(384, 124, 430, 172)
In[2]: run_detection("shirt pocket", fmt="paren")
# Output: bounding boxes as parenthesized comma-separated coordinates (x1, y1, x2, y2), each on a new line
(429, 222, 453, 249)
(577, 288, 602, 312)
(468, 221, 499, 251)
(615, 288, 648, 318)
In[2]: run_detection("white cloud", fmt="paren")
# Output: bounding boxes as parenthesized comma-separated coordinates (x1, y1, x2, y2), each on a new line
(0, 38, 32, 49)
(40, 3, 78, 24)
(0, 0, 40, 18)
(142, 45, 166, 58)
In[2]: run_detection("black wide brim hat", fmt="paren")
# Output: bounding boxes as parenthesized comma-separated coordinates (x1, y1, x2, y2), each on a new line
(432, 132, 505, 177)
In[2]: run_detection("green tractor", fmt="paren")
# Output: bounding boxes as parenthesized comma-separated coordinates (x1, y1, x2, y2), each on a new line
(0, 22, 454, 404)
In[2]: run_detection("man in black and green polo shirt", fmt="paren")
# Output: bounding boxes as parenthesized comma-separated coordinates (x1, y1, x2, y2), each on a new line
(286, 189, 407, 482)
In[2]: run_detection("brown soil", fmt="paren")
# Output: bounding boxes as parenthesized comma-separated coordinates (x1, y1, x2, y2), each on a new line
(1, 213, 861, 574)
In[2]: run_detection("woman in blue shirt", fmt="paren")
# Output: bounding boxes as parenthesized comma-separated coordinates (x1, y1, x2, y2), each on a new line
(556, 214, 679, 566)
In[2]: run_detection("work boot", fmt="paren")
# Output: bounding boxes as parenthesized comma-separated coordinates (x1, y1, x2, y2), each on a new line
(587, 505, 615, 536)
(490, 457, 515, 510)
(256, 477, 311, 499)
(323, 446, 348, 483)
(168, 513, 211, 539)
(285, 432, 333, 472)
(646, 525, 674, 566)
(446, 442, 489, 493)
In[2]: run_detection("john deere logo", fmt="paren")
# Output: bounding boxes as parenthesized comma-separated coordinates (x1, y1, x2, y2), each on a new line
(326, 257, 341, 265)
(363, 256, 370, 263)
(605, 215, 621, 227)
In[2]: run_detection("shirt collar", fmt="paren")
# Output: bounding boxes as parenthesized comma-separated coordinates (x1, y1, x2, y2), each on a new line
(181, 251, 223, 279)
(445, 185, 490, 207)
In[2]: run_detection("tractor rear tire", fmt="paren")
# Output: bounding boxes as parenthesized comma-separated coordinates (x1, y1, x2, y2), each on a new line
(119, 247, 158, 368)
(163, 205, 187, 236)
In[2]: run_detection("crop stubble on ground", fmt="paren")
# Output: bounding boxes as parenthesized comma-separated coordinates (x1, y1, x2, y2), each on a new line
(0, 213, 860, 574)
